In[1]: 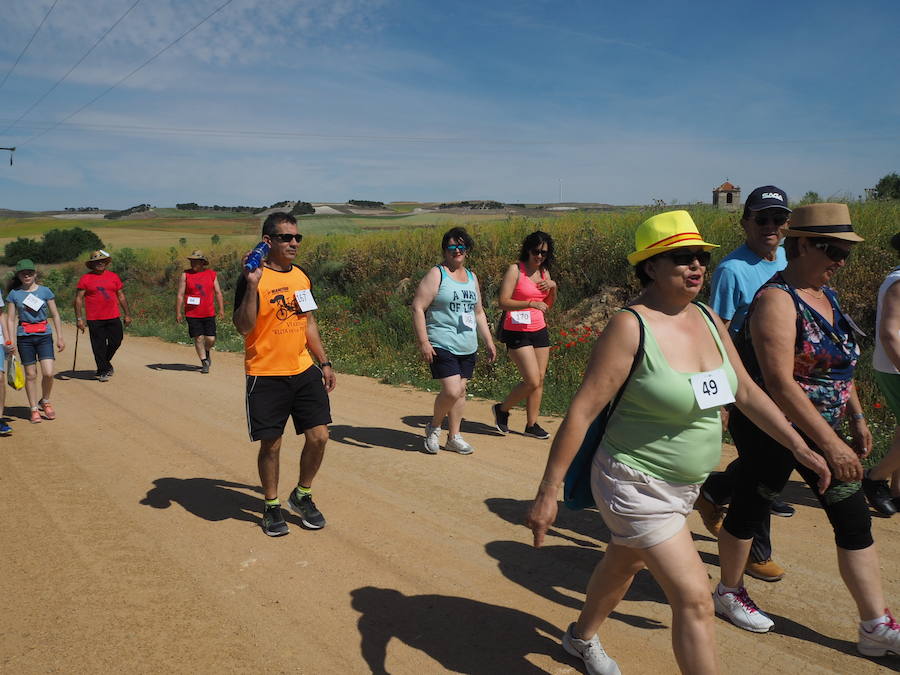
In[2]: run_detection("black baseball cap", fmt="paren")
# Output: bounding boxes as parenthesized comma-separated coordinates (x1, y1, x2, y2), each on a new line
(744, 185, 791, 212)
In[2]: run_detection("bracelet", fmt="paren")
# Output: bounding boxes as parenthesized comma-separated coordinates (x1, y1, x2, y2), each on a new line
(320, 361, 333, 369)
(539, 479, 560, 490)
(851, 413, 865, 421)
(4, 341, 11, 346)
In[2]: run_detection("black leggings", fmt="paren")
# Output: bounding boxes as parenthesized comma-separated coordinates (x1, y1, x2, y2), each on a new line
(722, 408, 872, 551)
(87, 318, 123, 375)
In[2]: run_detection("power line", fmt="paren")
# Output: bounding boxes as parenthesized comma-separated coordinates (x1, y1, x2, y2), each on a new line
(17, 0, 237, 147)
(1, 118, 898, 147)
(0, 0, 144, 139)
(0, 0, 62, 93)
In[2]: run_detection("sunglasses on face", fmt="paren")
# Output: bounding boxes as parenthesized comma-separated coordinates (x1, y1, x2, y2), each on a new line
(753, 213, 789, 227)
(271, 233, 303, 243)
(658, 250, 711, 266)
(530, 248, 548, 257)
(446, 244, 467, 253)
(813, 241, 851, 262)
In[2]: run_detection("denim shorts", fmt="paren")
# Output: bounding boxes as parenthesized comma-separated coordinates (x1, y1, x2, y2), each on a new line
(17, 333, 55, 365)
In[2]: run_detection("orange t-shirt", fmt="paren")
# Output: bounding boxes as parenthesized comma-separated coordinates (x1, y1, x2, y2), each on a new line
(239, 266, 314, 376)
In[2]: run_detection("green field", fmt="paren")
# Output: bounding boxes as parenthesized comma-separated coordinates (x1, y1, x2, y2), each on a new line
(5, 202, 897, 461)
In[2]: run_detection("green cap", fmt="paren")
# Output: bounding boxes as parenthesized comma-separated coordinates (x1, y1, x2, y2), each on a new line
(15, 259, 36, 273)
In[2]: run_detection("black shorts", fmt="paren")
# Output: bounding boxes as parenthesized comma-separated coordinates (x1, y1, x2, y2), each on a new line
(502, 326, 550, 349)
(245, 365, 332, 441)
(186, 316, 216, 338)
(429, 347, 476, 380)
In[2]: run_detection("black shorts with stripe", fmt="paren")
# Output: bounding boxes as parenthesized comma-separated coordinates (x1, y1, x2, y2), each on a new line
(245, 364, 332, 441)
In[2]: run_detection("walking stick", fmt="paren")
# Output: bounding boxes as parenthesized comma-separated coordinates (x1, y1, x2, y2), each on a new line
(72, 324, 79, 372)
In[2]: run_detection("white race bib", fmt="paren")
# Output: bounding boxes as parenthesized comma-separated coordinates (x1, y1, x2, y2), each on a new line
(186, 296, 201, 306)
(690, 368, 735, 410)
(510, 310, 532, 325)
(294, 289, 318, 312)
(23, 293, 45, 312)
(461, 312, 476, 329)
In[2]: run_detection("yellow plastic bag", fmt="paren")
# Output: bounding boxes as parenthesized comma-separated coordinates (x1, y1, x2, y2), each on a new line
(6, 355, 24, 390)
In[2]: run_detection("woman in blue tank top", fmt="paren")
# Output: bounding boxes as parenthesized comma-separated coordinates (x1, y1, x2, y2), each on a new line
(411, 227, 497, 455)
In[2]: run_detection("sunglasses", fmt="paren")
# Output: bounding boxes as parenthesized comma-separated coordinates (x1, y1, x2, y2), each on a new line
(446, 244, 467, 253)
(813, 241, 852, 262)
(530, 248, 548, 257)
(753, 213, 789, 227)
(271, 233, 303, 243)
(658, 250, 711, 266)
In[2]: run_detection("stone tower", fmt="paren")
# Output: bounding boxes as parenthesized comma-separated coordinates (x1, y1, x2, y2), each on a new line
(712, 181, 741, 211)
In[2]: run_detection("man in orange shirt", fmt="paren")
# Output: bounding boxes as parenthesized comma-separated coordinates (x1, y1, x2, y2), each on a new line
(233, 212, 336, 537)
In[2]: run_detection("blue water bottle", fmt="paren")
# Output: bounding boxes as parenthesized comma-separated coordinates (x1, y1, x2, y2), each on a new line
(244, 241, 270, 271)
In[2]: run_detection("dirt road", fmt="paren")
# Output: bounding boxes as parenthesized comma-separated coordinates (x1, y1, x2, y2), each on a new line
(2, 325, 898, 674)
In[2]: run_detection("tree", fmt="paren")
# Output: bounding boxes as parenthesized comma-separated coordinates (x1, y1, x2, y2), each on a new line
(179, 237, 187, 246)
(3, 237, 42, 265)
(799, 191, 821, 205)
(290, 201, 315, 216)
(875, 172, 900, 200)
(211, 234, 221, 246)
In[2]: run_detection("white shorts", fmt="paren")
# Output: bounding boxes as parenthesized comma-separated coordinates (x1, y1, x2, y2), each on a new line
(590, 446, 700, 549)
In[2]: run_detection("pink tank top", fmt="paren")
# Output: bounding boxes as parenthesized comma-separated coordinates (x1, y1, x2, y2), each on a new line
(502, 262, 549, 333)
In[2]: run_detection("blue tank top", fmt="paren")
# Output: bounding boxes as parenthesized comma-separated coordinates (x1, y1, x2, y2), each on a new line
(425, 265, 479, 355)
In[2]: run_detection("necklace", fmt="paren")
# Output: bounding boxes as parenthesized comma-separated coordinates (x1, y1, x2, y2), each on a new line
(798, 287, 825, 300)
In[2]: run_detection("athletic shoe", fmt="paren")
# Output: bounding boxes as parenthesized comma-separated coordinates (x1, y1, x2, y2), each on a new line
(562, 623, 621, 675)
(695, 491, 725, 537)
(288, 491, 326, 529)
(770, 499, 795, 517)
(445, 434, 474, 455)
(98, 372, 110, 382)
(492, 403, 509, 434)
(29, 409, 42, 424)
(713, 585, 774, 633)
(200, 359, 210, 374)
(863, 471, 897, 516)
(0, 422, 12, 436)
(423, 423, 441, 454)
(858, 609, 900, 657)
(524, 423, 550, 439)
(39, 400, 56, 420)
(261, 505, 289, 537)
(745, 558, 785, 582)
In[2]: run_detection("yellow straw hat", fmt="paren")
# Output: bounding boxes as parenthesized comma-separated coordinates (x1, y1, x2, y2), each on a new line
(627, 210, 719, 265)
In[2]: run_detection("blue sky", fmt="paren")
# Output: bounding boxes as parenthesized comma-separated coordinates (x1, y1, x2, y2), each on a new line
(0, 0, 898, 210)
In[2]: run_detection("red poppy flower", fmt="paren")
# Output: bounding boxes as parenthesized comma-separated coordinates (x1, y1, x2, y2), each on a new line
(560, 330, 568, 336)
(874, 402, 883, 409)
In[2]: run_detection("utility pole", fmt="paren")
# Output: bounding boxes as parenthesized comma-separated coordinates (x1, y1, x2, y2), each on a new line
(558, 178, 562, 203)
(1, 147, 14, 165)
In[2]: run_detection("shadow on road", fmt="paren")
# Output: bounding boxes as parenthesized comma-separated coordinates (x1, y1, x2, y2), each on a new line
(329, 424, 423, 453)
(139, 476, 305, 529)
(351, 586, 567, 674)
(401, 414, 500, 437)
(54, 369, 97, 381)
(146, 363, 201, 372)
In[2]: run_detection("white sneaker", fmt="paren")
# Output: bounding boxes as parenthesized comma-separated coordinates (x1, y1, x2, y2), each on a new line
(562, 623, 621, 675)
(423, 424, 440, 454)
(858, 610, 900, 657)
(444, 434, 474, 455)
(713, 585, 773, 633)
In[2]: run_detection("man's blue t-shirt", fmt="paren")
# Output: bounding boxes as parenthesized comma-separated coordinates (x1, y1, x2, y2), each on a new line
(710, 244, 786, 335)
(8, 286, 55, 336)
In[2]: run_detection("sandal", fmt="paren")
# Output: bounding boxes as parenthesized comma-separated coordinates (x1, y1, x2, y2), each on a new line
(39, 400, 56, 420)
(30, 409, 42, 424)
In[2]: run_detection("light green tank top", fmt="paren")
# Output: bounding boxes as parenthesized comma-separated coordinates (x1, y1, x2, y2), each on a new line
(601, 304, 738, 484)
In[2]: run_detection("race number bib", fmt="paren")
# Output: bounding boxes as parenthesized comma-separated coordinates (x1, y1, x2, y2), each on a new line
(294, 289, 318, 312)
(186, 296, 201, 306)
(689, 369, 735, 409)
(23, 293, 45, 312)
(510, 310, 532, 325)
(461, 312, 476, 329)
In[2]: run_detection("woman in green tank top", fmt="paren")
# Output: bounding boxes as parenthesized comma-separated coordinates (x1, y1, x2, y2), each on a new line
(525, 211, 830, 675)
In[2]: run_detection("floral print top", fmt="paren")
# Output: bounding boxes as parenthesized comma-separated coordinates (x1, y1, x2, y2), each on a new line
(738, 273, 860, 428)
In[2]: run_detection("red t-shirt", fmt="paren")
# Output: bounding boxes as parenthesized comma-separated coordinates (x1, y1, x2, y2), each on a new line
(77, 270, 123, 320)
(183, 268, 217, 318)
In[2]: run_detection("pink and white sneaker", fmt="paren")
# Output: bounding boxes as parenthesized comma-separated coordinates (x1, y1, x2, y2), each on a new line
(859, 609, 900, 657)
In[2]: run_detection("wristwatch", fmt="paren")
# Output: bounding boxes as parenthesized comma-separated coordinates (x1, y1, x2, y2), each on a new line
(320, 361, 333, 369)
